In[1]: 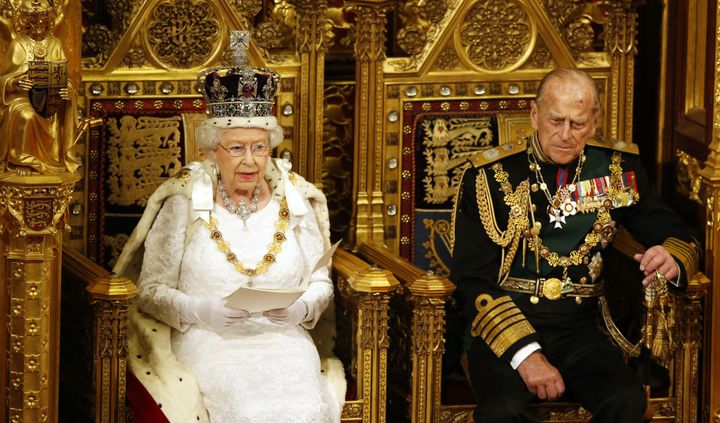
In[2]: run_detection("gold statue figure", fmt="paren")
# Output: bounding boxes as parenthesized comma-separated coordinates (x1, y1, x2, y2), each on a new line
(0, 0, 79, 173)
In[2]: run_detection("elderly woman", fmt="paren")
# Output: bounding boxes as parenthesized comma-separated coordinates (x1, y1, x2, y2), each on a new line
(114, 33, 341, 423)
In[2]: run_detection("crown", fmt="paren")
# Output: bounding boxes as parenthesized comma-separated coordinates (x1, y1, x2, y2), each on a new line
(197, 31, 281, 119)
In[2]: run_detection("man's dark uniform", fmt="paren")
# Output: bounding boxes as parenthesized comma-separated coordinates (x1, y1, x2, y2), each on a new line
(451, 134, 699, 423)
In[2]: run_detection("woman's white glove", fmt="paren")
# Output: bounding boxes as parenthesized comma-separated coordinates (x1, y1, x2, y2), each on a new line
(179, 297, 250, 328)
(262, 299, 309, 326)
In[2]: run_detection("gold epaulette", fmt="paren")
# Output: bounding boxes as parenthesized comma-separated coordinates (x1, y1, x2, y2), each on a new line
(586, 138, 639, 155)
(469, 139, 528, 168)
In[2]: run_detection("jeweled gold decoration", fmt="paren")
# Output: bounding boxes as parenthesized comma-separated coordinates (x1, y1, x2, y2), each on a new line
(105, 115, 183, 207)
(457, 0, 534, 72)
(145, 0, 221, 69)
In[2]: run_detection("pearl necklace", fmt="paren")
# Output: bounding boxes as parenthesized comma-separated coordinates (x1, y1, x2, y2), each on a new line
(218, 179, 260, 229)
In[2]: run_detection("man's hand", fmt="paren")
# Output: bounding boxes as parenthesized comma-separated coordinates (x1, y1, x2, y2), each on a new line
(633, 245, 678, 285)
(516, 351, 565, 401)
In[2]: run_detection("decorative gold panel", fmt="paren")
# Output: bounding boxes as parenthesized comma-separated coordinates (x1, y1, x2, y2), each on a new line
(454, 0, 536, 73)
(143, 0, 223, 69)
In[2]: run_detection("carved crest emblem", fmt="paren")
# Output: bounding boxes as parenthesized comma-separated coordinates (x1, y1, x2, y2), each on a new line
(24, 198, 53, 231)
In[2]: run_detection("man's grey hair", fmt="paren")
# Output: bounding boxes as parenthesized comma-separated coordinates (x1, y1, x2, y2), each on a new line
(535, 68, 601, 116)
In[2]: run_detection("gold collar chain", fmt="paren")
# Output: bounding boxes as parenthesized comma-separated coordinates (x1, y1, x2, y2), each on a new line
(489, 151, 624, 284)
(205, 197, 290, 285)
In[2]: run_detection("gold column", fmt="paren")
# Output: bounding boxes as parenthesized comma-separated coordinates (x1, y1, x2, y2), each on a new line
(296, 0, 328, 184)
(0, 173, 79, 423)
(676, 275, 709, 423)
(700, 1, 720, 418)
(606, 0, 637, 143)
(352, 267, 396, 423)
(348, 0, 391, 246)
(407, 273, 454, 423)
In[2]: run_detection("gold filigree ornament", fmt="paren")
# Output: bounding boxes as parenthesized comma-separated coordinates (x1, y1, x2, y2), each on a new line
(204, 198, 290, 285)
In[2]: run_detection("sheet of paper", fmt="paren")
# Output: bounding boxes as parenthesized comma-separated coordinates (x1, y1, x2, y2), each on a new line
(223, 287, 305, 313)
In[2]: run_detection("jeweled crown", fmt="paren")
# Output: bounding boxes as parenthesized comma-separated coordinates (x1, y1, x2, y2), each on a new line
(198, 31, 280, 119)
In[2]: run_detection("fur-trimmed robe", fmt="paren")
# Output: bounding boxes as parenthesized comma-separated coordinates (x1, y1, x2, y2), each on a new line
(114, 158, 345, 423)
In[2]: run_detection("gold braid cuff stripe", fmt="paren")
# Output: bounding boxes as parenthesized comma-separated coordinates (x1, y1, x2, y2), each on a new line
(205, 198, 290, 278)
(662, 237, 700, 277)
(472, 294, 535, 357)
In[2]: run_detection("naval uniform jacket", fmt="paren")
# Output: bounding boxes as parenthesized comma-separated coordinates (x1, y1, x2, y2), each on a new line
(451, 136, 699, 362)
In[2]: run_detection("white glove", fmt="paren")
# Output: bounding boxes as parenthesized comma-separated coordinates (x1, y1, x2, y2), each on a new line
(179, 297, 250, 328)
(262, 300, 309, 326)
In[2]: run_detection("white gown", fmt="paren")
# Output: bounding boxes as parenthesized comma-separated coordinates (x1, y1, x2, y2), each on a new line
(136, 194, 340, 423)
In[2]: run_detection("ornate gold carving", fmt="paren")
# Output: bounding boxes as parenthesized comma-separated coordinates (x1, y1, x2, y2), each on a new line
(82, 0, 140, 68)
(421, 218, 451, 275)
(123, 46, 147, 68)
(229, 0, 262, 21)
(254, 1, 295, 53)
(145, 0, 221, 69)
(565, 17, 595, 52)
(439, 407, 474, 423)
(396, 0, 450, 55)
(676, 149, 703, 203)
(421, 117, 493, 204)
(105, 115, 182, 207)
(0, 175, 77, 236)
(456, 0, 534, 72)
(434, 40, 461, 70)
(341, 400, 363, 419)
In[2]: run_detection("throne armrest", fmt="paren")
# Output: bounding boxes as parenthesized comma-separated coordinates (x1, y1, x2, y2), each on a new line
(332, 247, 399, 422)
(62, 247, 138, 423)
(357, 241, 456, 422)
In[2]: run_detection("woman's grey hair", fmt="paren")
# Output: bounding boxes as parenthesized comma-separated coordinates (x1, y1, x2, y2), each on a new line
(536, 68, 601, 116)
(195, 120, 226, 155)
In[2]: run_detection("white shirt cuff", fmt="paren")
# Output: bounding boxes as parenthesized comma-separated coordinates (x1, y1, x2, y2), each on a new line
(510, 342, 542, 369)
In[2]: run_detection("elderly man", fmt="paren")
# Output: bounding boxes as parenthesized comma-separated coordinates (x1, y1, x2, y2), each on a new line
(451, 68, 699, 422)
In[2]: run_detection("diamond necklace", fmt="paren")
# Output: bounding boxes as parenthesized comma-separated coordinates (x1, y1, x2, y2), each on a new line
(218, 179, 260, 229)
(527, 147, 586, 229)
